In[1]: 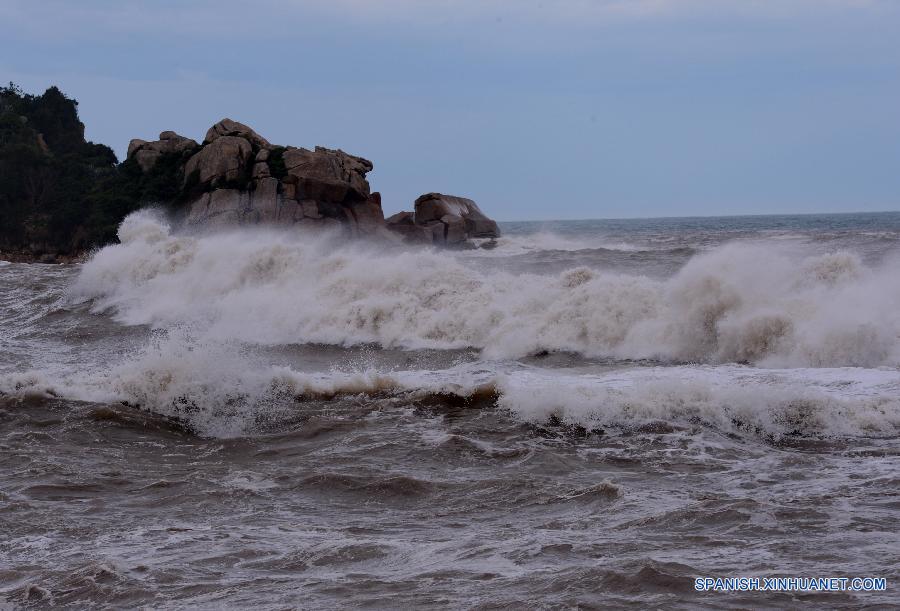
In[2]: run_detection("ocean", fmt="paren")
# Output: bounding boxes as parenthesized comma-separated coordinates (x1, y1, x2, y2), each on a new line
(1, 210, 899, 608)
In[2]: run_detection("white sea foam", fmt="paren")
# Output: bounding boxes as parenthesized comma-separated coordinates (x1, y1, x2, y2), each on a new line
(0, 336, 407, 437)
(68, 211, 900, 368)
(466, 231, 646, 256)
(498, 365, 900, 438)
(3, 348, 899, 438)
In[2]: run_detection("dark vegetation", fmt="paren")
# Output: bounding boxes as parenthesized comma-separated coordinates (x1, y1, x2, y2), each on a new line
(267, 146, 287, 180)
(0, 83, 190, 259)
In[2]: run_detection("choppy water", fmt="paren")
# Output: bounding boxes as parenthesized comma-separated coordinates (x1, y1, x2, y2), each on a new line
(2, 211, 899, 608)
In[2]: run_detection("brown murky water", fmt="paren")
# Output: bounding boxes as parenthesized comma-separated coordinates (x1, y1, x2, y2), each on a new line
(2, 212, 899, 608)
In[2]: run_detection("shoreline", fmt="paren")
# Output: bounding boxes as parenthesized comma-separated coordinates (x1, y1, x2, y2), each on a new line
(0, 250, 88, 264)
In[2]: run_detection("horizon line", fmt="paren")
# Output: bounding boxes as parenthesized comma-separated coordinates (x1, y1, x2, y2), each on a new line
(493, 209, 900, 223)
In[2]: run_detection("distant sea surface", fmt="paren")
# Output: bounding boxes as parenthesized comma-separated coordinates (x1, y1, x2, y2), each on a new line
(2, 211, 899, 608)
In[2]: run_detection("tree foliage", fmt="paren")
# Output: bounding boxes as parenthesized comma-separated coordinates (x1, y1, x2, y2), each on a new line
(0, 83, 188, 256)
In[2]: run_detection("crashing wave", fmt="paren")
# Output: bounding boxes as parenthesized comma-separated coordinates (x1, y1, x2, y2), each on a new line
(69, 211, 900, 368)
(3, 342, 899, 439)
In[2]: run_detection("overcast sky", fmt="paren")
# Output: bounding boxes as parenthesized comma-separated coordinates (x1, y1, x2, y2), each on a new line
(3, 0, 899, 219)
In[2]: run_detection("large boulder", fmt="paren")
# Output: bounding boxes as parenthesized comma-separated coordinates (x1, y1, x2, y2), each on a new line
(127, 131, 198, 172)
(204, 118, 272, 149)
(183, 135, 253, 187)
(157, 131, 199, 153)
(127, 139, 147, 158)
(345, 192, 386, 237)
(385, 211, 414, 225)
(283, 146, 372, 203)
(411, 193, 500, 244)
(383, 212, 431, 244)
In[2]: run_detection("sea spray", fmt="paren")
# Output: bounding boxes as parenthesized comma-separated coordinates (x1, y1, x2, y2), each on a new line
(70, 210, 900, 368)
(4, 349, 899, 439)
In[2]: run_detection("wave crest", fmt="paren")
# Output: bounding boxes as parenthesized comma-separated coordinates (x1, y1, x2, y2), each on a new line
(4, 356, 898, 439)
(70, 211, 900, 367)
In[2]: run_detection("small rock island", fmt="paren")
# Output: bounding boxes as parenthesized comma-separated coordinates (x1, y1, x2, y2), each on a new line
(0, 84, 500, 262)
(128, 118, 500, 247)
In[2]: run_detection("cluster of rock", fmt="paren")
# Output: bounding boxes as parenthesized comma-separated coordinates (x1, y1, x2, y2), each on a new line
(126, 118, 500, 246)
(128, 131, 198, 172)
(386, 193, 500, 246)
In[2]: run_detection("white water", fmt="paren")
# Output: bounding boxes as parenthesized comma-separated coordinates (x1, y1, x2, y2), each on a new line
(0, 208, 896, 439)
(465, 231, 647, 255)
(3, 210, 899, 438)
(5, 344, 899, 438)
(5, 211, 900, 609)
(72, 211, 900, 367)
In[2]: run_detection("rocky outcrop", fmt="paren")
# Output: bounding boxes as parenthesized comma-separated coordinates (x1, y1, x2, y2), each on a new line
(385, 193, 501, 246)
(384, 211, 433, 244)
(126, 118, 386, 238)
(416, 193, 500, 240)
(125, 119, 499, 245)
(204, 118, 271, 149)
(127, 131, 198, 172)
(183, 135, 252, 186)
(282, 146, 372, 203)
